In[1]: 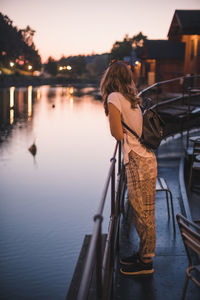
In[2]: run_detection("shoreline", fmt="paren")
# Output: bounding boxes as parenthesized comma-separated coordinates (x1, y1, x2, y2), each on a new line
(0, 74, 99, 88)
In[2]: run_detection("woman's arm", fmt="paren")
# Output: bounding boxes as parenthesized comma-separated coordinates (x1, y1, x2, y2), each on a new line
(108, 103, 124, 141)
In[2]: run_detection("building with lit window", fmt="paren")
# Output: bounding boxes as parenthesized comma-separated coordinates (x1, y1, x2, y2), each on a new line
(139, 10, 200, 86)
(168, 10, 200, 75)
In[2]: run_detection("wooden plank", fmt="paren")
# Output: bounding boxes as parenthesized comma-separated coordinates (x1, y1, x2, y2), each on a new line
(66, 234, 107, 300)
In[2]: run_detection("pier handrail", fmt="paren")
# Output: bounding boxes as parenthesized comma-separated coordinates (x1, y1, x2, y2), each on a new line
(138, 74, 200, 98)
(77, 141, 125, 300)
(138, 76, 185, 97)
(137, 74, 200, 113)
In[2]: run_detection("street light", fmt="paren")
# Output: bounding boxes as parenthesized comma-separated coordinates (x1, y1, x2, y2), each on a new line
(58, 65, 72, 71)
(10, 62, 15, 67)
(28, 65, 32, 70)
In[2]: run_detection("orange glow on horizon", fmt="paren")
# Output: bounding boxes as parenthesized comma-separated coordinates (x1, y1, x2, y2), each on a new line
(2, 0, 200, 63)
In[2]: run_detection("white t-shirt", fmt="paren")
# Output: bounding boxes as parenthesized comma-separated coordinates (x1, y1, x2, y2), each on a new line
(107, 92, 154, 164)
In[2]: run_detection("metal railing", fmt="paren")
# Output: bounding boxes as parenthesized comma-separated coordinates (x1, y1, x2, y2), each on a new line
(75, 74, 200, 300)
(138, 75, 200, 106)
(77, 141, 126, 300)
(139, 75, 200, 145)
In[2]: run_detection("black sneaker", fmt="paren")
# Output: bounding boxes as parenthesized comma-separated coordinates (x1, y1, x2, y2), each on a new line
(120, 252, 139, 265)
(120, 256, 154, 276)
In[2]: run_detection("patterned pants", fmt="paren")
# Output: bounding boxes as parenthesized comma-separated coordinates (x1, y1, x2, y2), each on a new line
(125, 150, 157, 258)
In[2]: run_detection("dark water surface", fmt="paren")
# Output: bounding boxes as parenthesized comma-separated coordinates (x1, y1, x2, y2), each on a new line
(0, 85, 114, 299)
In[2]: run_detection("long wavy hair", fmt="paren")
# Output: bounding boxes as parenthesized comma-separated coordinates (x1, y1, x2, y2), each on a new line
(100, 61, 140, 115)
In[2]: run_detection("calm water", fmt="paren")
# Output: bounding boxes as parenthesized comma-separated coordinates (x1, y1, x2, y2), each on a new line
(0, 85, 115, 299)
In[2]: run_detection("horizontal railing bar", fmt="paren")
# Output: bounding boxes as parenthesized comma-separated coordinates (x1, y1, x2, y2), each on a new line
(150, 95, 183, 110)
(138, 82, 158, 96)
(138, 76, 184, 97)
(138, 75, 200, 97)
(153, 91, 200, 110)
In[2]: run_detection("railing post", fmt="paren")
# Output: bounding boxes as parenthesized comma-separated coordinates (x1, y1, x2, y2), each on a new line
(183, 77, 185, 101)
(111, 158, 116, 216)
(118, 142, 121, 175)
(94, 215, 103, 299)
(186, 87, 191, 148)
(156, 84, 159, 107)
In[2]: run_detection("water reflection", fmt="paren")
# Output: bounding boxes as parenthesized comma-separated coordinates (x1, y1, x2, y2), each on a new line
(60, 86, 74, 99)
(37, 87, 41, 100)
(28, 86, 32, 119)
(47, 87, 56, 99)
(0, 86, 36, 141)
(68, 86, 74, 95)
(69, 97, 74, 110)
(0, 85, 114, 299)
(10, 108, 14, 125)
(10, 86, 15, 108)
(9, 87, 15, 124)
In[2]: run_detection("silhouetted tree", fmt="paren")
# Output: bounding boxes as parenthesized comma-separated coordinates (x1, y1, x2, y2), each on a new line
(110, 35, 132, 61)
(21, 26, 35, 47)
(0, 13, 41, 70)
(66, 56, 86, 76)
(45, 57, 58, 76)
(110, 32, 147, 61)
(87, 54, 108, 78)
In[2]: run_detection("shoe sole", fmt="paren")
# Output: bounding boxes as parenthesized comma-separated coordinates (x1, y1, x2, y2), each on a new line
(120, 268, 154, 276)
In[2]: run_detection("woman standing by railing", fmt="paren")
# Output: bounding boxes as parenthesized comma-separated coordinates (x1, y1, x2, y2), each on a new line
(100, 61, 157, 276)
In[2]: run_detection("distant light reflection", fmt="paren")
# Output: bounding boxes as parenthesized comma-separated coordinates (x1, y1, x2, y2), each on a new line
(10, 109, 14, 125)
(28, 86, 32, 119)
(69, 97, 74, 110)
(10, 86, 15, 108)
(10, 61, 15, 67)
(69, 87, 74, 94)
(67, 86, 74, 96)
(18, 89, 24, 114)
(37, 88, 41, 100)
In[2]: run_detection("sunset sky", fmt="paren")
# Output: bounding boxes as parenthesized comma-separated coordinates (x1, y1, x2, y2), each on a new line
(1, 0, 200, 62)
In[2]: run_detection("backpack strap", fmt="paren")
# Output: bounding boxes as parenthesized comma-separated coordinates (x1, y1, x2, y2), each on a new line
(121, 120, 141, 141)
